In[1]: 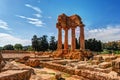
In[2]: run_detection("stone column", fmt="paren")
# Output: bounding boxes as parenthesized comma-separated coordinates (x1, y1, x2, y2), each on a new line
(80, 24, 85, 50)
(57, 28, 62, 50)
(64, 28, 68, 50)
(71, 28, 76, 51)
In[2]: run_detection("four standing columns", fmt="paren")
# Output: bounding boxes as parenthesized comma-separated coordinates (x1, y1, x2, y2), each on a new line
(57, 24, 85, 51)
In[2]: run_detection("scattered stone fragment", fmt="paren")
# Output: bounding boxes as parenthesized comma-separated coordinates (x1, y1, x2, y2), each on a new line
(25, 59, 40, 67)
(91, 60, 100, 65)
(99, 62, 112, 69)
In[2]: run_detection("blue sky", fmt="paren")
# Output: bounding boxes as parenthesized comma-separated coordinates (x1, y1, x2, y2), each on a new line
(0, 0, 120, 46)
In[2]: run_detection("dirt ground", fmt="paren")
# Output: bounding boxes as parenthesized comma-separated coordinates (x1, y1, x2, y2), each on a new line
(30, 67, 87, 80)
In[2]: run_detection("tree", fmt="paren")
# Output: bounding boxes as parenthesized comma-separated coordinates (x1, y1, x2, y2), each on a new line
(23, 45, 33, 51)
(32, 35, 39, 51)
(85, 38, 102, 52)
(14, 44, 23, 50)
(39, 35, 49, 51)
(103, 41, 119, 51)
(75, 38, 79, 49)
(49, 36, 57, 51)
(0, 47, 3, 50)
(3, 44, 14, 50)
(32, 35, 49, 51)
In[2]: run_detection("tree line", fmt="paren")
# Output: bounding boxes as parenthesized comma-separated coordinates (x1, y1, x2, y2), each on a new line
(31, 35, 103, 52)
(103, 41, 120, 51)
(32, 35, 57, 51)
(0, 34, 120, 53)
(0, 44, 32, 51)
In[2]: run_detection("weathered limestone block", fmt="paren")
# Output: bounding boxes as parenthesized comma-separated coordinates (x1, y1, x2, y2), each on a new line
(0, 70, 31, 80)
(103, 56, 117, 62)
(52, 60, 67, 65)
(77, 64, 87, 69)
(40, 61, 120, 80)
(108, 71, 119, 78)
(112, 58, 120, 69)
(112, 58, 120, 75)
(93, 55, 103, 61)
(94, 67, 112, 73)
(53, 50, 63, 58)
(55, 72, 65, 80)
(91, 60, 100, 65)
(112, 68, 120, 75)
(23, 56, 30, 60)
(70, 51, 84, 60)
(25, 59, 40, 67)
(16, 56, 30, 64)
(2, 61, 35, 75)
(75, 69, 120, 80)
(0, 62, 5, 72)
(83, 50, 93, 59)
(99, 62, 112, 69)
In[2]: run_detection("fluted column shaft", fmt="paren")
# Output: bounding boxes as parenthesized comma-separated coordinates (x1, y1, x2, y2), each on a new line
(64, 29, 68, 50)
(71, 28, 76, 51)
(57, 28, 62, 50)
(80, 26, 85, 50)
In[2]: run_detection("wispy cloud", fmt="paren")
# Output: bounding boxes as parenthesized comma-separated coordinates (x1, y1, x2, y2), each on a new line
(0, 20, 11, 30)
(38, 0, 40, 3)
(25, 4, 41, 13)
(16, 4, 45, 27)
(16, 15, 44, 27)
(85, 25, 120, 42)
(33, 14, 42, 18)
(48, 16, 52, 19)
(25, 4, 42, 18)
(0, 33, 31, 46)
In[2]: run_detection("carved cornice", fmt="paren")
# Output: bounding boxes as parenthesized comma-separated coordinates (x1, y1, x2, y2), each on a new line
(57, 13, 84, 29)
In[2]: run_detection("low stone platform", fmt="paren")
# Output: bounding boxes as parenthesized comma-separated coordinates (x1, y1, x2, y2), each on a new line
(40, 61, 120, 80)
(0, 70, 31, 80)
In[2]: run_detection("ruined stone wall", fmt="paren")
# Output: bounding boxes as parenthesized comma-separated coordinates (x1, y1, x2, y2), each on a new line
(1, 50, 31, 54)
(0, 70, 31, 80)
(40, 62, 120, 80)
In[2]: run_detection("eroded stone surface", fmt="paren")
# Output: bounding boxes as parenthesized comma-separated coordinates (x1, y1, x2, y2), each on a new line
(0, 70, 31, 80)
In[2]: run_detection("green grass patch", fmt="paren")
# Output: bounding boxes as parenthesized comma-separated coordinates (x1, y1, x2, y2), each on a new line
(62, 73, 71, 78)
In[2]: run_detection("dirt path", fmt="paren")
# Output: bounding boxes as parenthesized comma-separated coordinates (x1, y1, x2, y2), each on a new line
(30, 67, 87, 80)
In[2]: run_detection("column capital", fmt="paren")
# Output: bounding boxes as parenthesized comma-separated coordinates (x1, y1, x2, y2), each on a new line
(56, 23, 62, 29)
(71, 27, 76, 30)
(63, 27, 69, 31)
(79, 24, 85, 27)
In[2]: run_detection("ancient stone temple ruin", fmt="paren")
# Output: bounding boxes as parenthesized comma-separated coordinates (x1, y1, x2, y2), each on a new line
(57, 13, 85, 51)
(54, 13, 88, 59)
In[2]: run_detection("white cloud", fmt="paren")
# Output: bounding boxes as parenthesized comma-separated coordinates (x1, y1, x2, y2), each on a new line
(25, 4, 42, 18)
(25, 4, 41, 13)
(0, 20, 10, 30)
(16, 15, 44, 27)
(33, 14, 42, 18)
(0, 33, 31, 46)
(56, 25, 120, 44)
(85, 25, 120, 42)
(48, 16, 52, 19)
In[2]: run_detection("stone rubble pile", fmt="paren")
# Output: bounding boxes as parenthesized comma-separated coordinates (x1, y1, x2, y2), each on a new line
(25, 59, 40, 67)
(112, 58, 120, 75)
(40, 61, 120, 80)
(0, 61, 33, 80)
